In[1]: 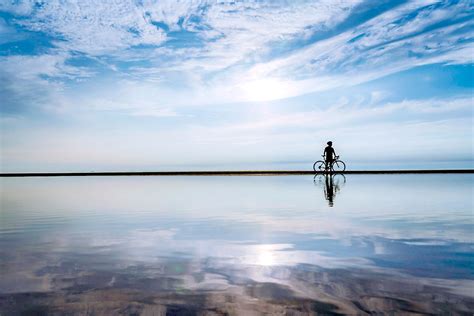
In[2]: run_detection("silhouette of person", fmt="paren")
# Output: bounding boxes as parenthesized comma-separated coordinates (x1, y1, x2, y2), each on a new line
(325, 175, 335, 207)
(323, 141, 337, 171)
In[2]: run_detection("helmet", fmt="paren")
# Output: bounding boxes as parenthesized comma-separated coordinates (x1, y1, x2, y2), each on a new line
(327, 141, 332, 145)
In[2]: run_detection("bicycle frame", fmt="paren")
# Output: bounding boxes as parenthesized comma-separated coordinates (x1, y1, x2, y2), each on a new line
(314, 155, 346, 173)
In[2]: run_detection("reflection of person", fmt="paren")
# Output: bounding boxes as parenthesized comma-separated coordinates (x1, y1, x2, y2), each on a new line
(323, 141, 337, 170)
(325, 175, 334, 207)
(315, 173, 345, 207)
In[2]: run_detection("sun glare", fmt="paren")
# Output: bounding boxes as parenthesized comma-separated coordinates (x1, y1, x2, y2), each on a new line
(257, 250, 276, 266)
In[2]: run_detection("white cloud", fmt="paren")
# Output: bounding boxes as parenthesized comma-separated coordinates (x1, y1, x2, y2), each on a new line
(0, 53, 95, 116)
(227, 1, 473, 99)
(121, 0, 471, 104)
(0, 53, 91, 80)
(1, 1, 362, 69)
(6, 1, 167, 54)
(0, 1, 35, 16)
(2, 0, 472, 106)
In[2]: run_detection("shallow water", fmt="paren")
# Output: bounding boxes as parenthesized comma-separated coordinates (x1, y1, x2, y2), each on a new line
(0, 174, 473, 315)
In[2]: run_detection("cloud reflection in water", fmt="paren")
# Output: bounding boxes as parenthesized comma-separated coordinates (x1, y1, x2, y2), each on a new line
(0, 174, 473, 314)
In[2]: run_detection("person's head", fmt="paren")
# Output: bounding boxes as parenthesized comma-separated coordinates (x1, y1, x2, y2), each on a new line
(327, 141, 333, 146)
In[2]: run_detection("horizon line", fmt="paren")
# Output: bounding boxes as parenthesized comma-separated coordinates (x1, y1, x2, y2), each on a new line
(1, 169, 473, 177)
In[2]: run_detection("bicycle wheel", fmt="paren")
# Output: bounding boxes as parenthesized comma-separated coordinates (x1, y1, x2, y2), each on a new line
(332, 173, 346, 184)
(331, 160, 346, 172)
(313, 160, 327, 173)
(313, 173, 325, 184)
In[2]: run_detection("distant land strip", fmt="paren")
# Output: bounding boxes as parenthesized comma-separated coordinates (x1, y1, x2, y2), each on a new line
(1, 170, 473, 177)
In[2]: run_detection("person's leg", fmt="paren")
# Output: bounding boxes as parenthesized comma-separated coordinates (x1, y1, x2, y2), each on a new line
(326, 159, 333, 172)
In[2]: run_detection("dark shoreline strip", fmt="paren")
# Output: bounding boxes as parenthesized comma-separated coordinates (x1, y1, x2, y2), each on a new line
(0, 170, 473, 177)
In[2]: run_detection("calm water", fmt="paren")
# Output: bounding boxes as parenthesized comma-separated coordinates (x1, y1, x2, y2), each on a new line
(0, 174, 473, 315)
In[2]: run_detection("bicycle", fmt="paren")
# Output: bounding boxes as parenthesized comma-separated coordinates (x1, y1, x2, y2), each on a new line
(313, 155, 346, 173)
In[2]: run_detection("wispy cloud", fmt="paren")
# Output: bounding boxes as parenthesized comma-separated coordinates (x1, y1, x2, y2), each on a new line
(7, 1, 167, 54)
(0, 52, 94, 115)
(2, 0, 472, 106)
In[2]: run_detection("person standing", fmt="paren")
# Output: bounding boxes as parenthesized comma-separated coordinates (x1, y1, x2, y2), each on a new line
(323, 141, 336, 171)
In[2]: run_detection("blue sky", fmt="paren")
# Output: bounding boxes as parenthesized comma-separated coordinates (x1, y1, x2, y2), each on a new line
(0, 0, 472, 171)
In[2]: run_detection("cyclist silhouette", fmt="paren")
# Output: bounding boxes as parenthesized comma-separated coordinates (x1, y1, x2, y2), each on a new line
(313, 141, 346, 173)
(323, 141, 337, 170)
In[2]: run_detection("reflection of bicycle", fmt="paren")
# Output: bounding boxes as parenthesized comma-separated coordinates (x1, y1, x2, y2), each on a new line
(313, 173, 346, 185)
(313, 155, 346, 173)
(313, 173, 346, 207)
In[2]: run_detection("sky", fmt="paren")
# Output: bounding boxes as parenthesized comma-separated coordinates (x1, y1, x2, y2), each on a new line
(0, 0, 473, 172)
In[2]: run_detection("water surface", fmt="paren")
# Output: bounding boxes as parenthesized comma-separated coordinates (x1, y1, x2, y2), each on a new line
(1, 174, 473, 314)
